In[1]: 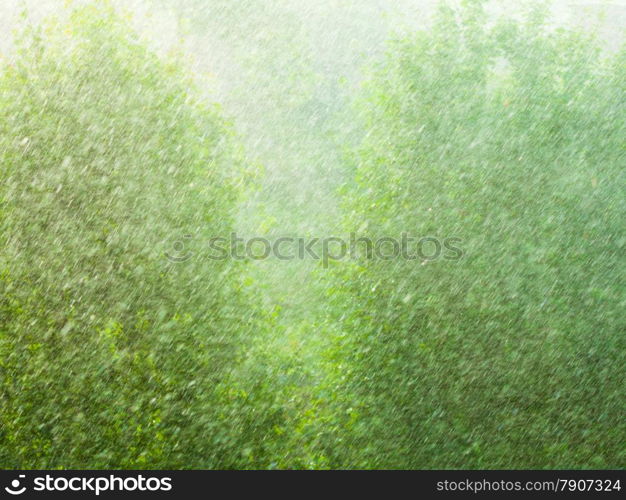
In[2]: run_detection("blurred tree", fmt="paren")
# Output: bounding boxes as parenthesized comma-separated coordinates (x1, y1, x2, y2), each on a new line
(0, 1, 251, 468)
(333, 0, 625, 468)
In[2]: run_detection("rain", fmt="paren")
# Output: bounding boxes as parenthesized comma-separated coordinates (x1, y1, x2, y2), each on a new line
(0, 0, 624, 469)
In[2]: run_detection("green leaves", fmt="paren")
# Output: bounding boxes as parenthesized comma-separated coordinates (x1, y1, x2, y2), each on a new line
(0, 2, 248, 468)
(335, 1, 626, 468)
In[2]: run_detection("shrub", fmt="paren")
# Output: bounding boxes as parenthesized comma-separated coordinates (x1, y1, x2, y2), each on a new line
(334, 1, 625, 468)
(0, 2, 248, 468)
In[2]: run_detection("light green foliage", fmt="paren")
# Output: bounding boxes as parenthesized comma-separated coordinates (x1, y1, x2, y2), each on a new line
(0, 2, 251, 468)
(332, 1, 625, 468)
(1, 0, 624, 470)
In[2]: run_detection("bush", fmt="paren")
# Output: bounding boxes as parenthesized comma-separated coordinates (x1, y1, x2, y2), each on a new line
(0, 3, 249, 468)
(334, 1, 625, 468)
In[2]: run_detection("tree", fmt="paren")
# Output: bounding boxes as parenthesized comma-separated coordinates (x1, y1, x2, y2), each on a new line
(0, 2, 249, 468)
(334, 1, 625, 468)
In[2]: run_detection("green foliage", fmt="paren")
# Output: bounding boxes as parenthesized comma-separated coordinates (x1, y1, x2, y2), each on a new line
(0, 2, 251, 468)
(1, 0, 624, 470)
(334, 1, 625, 468)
